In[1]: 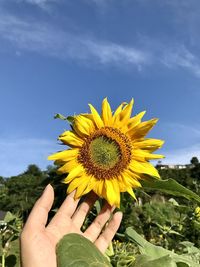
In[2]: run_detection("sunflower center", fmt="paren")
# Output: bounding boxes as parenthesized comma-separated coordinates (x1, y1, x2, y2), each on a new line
(78, 127, 132, 179)
(90, 136, 120, 169)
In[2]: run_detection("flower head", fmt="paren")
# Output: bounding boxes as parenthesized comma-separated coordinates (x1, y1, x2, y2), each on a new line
(48, 98, 164, 207)
(195, 207, 200, 221)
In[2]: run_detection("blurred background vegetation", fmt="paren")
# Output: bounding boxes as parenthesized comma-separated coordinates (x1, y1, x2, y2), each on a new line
(0, 157, 200, 266)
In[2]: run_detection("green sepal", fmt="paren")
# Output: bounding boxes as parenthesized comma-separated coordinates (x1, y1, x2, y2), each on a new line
(54, 113, 68, 120)
(54, 114, 74, 124)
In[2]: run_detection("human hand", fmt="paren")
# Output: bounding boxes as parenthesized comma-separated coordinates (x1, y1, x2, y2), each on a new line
(20, 184, 122, 267)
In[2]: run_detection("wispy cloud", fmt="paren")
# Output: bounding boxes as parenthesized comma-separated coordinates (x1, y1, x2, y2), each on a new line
(161, 143, 200, 165)
(162, 45, 200, 77)
(0, 12, 150, 70)
(1, 3, 200, 76)
(0, 137, 59, 177)
(138, 34, 200, 78)
(156, 122, 200, 164)
(81, 39, 150, 69)
(86, 0, 112, 8)
(17, 0, 56, 10)
(163, 122, 200, 139)
(23, 0, 49, 4)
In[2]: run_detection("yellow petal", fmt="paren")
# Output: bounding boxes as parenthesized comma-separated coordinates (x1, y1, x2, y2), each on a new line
(112, 179, 121, 207)
(129, 160, 160, 179)
(63, 165, 85, 184)
(133, 149, 165, 161)
(48, 149, 79, 162)
(126, 111, 146, 130)
(125, 175, 142, 188)
(126, 187, 137, 200)
(89, 104, 104, 128)
(105, 179, 120, 207)
(116, 176, 127, 192)
(119, 98, 134, 122)
(133, 138, 164, 152)
(59, 131, 84, 147)
(74, 176, 91, 199)
(67, 177, 83, 194)
(113, 102, 127, 121)
(92, 179, 105, 197)
(101, 98, 113, 126)
(73, 114, 95, 137)
(81, 113, 94, 120)
(58, 159, 79, 173)
(114, 99, 134, 127)
(129, 118, 158, 139)
(121, 170, 142, 188)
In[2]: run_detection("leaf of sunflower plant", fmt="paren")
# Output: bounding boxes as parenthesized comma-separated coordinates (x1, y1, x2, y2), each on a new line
(140, 178, 200, 204)
(4, 212, 17, 223)
(132, 254, 177, 267)
(56, 233, 112, 267)
(125, 227, 200, 267)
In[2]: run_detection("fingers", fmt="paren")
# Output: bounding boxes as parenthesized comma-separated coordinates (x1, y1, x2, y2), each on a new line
(95, 211, 123, 254)
(72, 192, 98, 229)
(48, 190, 80, 228)
(23, 184, 54, 232)
(83, 202, 114, 242)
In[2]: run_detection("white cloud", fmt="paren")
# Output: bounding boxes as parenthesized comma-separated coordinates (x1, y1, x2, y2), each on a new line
(161, 143, 200, 165)
(18, 0, 56, 9)
(1, 4, 200, 76)
(163, 122, 200, 139)
(162, 45, 200, 78)
(24, 0, 49, 4)
(0, 13, 150, 70)
(0, 137, 59, 177)
(81, 39, 150, 69)
(155, 122, 200, 165)
(86, 0, 112, 8)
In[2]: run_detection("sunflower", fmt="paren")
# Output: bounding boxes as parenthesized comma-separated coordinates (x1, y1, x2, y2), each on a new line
(48, 98, 164, 207)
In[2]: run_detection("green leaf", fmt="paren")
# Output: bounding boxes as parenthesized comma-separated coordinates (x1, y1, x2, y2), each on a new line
(5, 254, 17, 267)
(56, 233, 112, 267)
(125, 227, 200, 267)
(4, 212, 16, 223)
(140, 178, 200, 204)
(125, 227, 169, 259)
(133, 254, 177, 267)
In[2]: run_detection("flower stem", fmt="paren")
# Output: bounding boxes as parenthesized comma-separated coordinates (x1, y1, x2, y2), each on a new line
(2, 251, 5, 267)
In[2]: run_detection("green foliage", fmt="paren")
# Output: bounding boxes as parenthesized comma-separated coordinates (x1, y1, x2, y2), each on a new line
(0, 157, 200, 266)
(120, 194, 200, 249)
(0, 164, 66, 221)
(56, 233, 111, 267)
(0, 167, 45, 219)
(140, 178, 200, 203)
(0, 212, 22, 267)
(158, 165, 200, 196)
(125, 227, 200, 267)
(190, 157, 199, 166)
(110, 241, 137, 266)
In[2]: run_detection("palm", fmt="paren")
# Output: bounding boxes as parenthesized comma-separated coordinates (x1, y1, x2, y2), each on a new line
(29, 222, 81, 267)
(21, 185, 122, 267)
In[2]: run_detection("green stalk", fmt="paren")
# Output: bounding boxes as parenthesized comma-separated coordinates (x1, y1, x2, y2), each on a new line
(2, 250, 5, 267)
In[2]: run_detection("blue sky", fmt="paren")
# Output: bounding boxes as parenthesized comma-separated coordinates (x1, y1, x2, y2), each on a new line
(1, 0, 200, 177)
